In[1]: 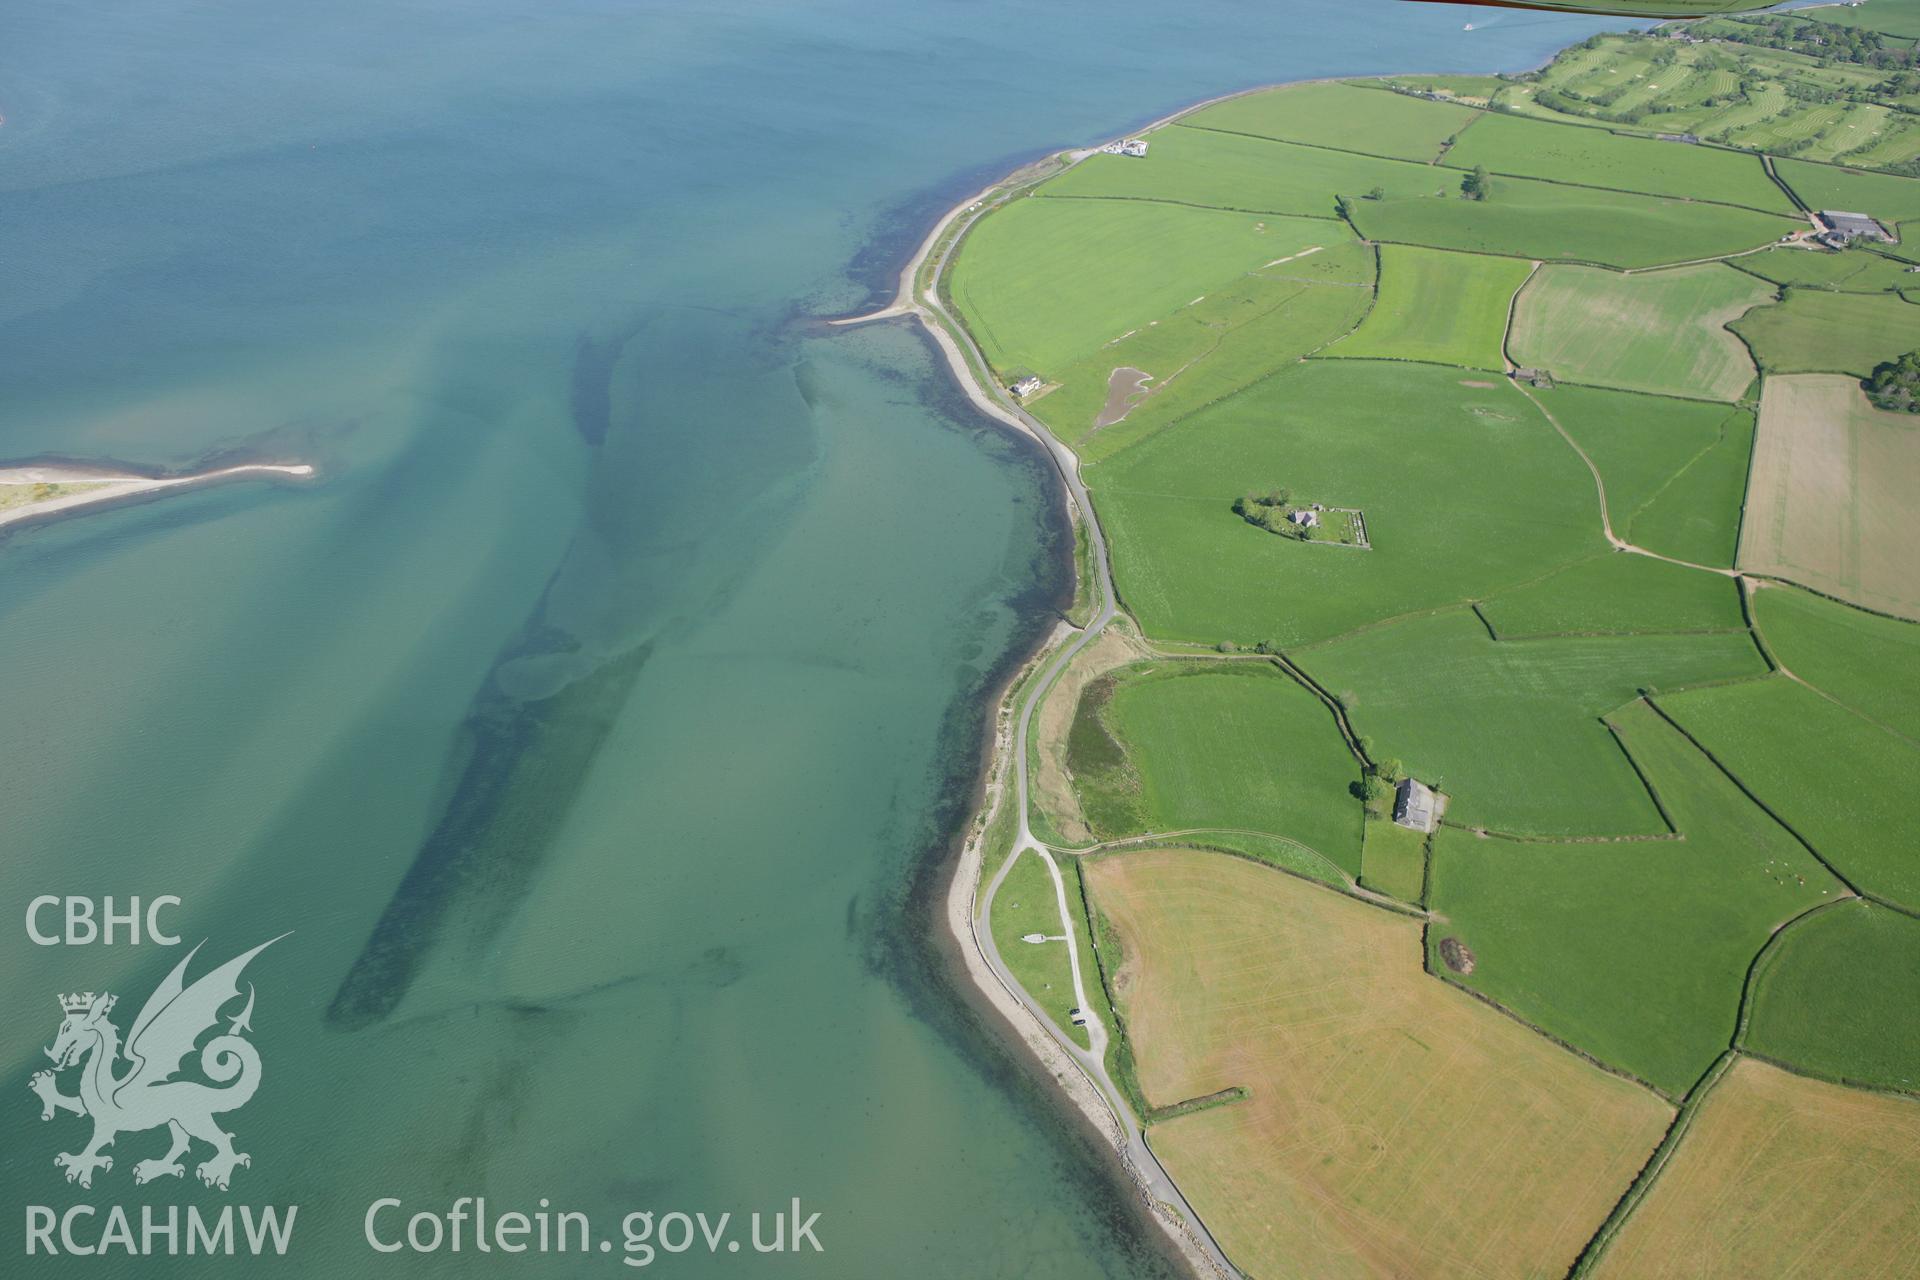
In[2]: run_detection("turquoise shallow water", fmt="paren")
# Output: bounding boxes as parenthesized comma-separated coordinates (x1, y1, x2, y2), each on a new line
(0, 2, 1616, 1273)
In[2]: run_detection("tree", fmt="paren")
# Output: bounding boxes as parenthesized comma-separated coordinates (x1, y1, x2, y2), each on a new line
(1365, 185, 1386, 201)
(1866, 351, 1920, 413)
(1374, 756, 1406, 783)
(1461, 165, 1491, 201)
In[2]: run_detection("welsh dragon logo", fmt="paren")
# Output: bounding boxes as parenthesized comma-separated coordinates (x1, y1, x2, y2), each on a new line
(29, 936, 283, 1190)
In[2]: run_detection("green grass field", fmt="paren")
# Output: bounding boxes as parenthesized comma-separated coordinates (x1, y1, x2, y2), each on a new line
(1731, 287, 1920, 378)
(1755, 585, 1920, 740)
(1508, 263, 1771, 401)
(1026, 240, 1374, 463)
(1358, 815, 1427, 902)
(1088, 662, 1363, 874)
(1184, 81, 1475, 162)
(1744, 900, 1920, 1091)
(1534, 385, 1754, 567)
(1090, 361, 1605, 647)
(1324, 245, 1533, 369)
(948, 196, 1323, 375)
(1038, 126, 1446, 220)
(1344, 180, 1798, 269)
(1776, 158, 1920, 228)
(1426, 701, 1840, 1095)
(990, 848, 1091, 1048)
(1300, 609, 1768, 837)
(1443, 111, 1795, 213)
(1656, 676, 1920, 910)
(1478, 552, 1749, 637)
(1731, 246, 1919, 293)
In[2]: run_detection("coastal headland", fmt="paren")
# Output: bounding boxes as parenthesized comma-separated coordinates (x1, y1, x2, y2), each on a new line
(840, 6, 1920, 1275)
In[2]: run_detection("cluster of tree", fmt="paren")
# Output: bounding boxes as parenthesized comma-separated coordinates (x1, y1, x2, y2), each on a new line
(1866, 351, 1920, 413)
(1214, 638, 1287, 656)
(1352, 755, 1407, 818)
(1876, 69, 1920, 98)
(1711, 15, 1918, 71)
(1460, 165, 1490, 201)
(1232, 489, 1312, 540)
(1532, 85, 1667, 127)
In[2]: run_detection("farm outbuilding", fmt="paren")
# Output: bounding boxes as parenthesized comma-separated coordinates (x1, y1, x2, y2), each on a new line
(1393, 777, 1439, 833)
(1818, 211, 1892, 244)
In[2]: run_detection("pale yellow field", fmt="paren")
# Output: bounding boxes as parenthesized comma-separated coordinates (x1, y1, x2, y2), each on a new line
(1087, 848, 1673, 1280)
(1507, 262, 1772, 403)
(1595, 1058, 1920, 1279)
(1740, 374, 1920, 620)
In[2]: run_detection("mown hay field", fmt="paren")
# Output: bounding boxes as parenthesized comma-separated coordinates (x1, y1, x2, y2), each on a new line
(1657, 675, 1920, 910)
(1301, 609, 1767, 838)
(1089, 361, 1601, 646)
(1739, 374, 1920, 620)
(1324, 245, 1532, 370)
(1085, 848, 1671, 1280)
(1094, 662, 1362, 874)
(1593, 1058, 1920, 1279)
(1745, 900, 1920, 1091)
(1345, 180, 1797, 269)
(1426, 701, 1840, 1095)
(1183, 81, 1474, 162)
(1731, 287, 1920, 379)
(947, 196, 1323, 375)
(1539, 384, 1754, 568)
(1508, 262, 1771, 402)
(1443, 110, 1795, 213)
(1755, 584, 1920, 740)
(1478, 551, 1748, 638)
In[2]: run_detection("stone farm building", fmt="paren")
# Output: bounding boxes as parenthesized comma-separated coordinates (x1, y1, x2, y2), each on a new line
(1393, 778, 1439, 833)
(1817, 211, 1892, 245)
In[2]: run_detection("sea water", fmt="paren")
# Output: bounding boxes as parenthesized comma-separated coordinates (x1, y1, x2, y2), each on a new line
(0, 1, 1616, 1273)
